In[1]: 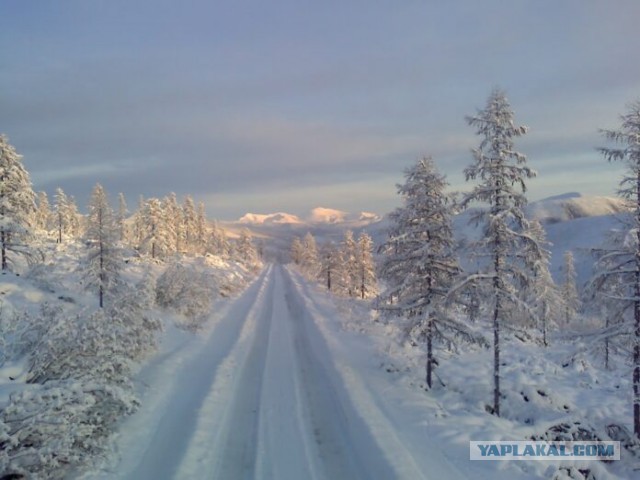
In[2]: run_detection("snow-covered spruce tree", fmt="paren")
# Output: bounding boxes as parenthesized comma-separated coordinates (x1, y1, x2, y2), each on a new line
(319, 241, 340, 292)
(0, 134, 36, 270)
(117, 192, 128, 243)
(195, 201, 208, 254)
(526, 220, 563, 346)
(140, 198, 172, 259)
(133, 194, 146, 248)
(562, 250, 580, 325)
(357, 231, 377, 299)
(84, 183, 121, 308)
(290, 236, 303, 265)
(379, 157, 469, 387)
(163, 192, 182, 254)
(456, 89, 542, 416)
(590, 99, 640, 438)
(337, 230, 359, 297)
(67, 195, 82, 238)
(236, 228, 259, 268)
(300, 232, 321, 279)
(208, 220, 230, 257)
(35, 191, 51, 232)
(54, 187, 69, 243)
(182, 195, 197, 253)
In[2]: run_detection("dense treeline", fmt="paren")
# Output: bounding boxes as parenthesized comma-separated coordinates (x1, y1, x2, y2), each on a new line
(0, 133, 261, 477)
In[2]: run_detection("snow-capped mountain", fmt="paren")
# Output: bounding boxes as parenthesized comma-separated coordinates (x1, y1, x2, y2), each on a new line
(307, 207, 348, 224)
(236, 207, 381, 227)
(238, 212, 303, 225)
(526, 192, 629, 224)
(307, 207, 381, 224)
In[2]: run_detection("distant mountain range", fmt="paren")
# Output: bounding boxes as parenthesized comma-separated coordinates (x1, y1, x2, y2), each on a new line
(237, 207, 381, 227)
(228, 193, 631, 270)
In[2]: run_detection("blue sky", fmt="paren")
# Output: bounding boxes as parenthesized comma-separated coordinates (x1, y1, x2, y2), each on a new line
(2, 1, 639, 219)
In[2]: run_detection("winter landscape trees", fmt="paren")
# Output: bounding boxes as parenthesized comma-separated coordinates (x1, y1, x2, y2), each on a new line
(290, 230, 376, 299)
(0, 134, 263, 477)
(591, 100, 640, 438)
(0, 135, 36, 271)
(379, 157, 468, 388)
(84, 184, 121, 308)
(5, 88, 640, 479)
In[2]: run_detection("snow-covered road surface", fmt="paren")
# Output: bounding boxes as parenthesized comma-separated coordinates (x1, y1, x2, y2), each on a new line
(84, 265, 466, 480)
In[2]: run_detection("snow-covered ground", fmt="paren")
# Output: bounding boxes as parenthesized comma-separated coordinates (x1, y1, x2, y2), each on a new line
(76, 260, 640, 480)
(0, 238, 260, 479)
(80, 265, 468, 479)
(4, 193, 638, 480)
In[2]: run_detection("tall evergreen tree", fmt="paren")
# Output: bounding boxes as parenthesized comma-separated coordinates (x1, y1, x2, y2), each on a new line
(300, 232, 321, 279)
(182, 195, 197, 252)
(133, 195, 145, 248)
(84, 184, 121, 308)
(117, 192, 128, 243)
(592, 99, 640, 438)
(236, 228, 258, 267)
(320, 241, 340, 292)
(379, 157, 466, 387)
(526, 220, 563, 346)
(195, 201, 208, 254)
(163, 193, 181, 254)
(0, 134, 36, 270)
(208, 220, 230, 257)
(457, 89, 542, 416)
(356, 232, 376, 299)
(54, 188, 68, 244)
(66, 195, 82, 238)
(140, 198, 172, 259)
(35, 191, 51, 232)
(290, 236, 303, 265)
(339, 230, 359, 297)
(562, 250, 580, 325)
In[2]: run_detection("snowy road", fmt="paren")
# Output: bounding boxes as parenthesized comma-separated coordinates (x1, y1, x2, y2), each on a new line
(85, 265, 466, 480)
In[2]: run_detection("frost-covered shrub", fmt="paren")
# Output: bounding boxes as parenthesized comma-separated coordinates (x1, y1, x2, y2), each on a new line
(108, 274, 162, 361)
(156, 262, 214, 329)
(27, 279, 161, 384)
(0, 380, 137, 479)
(27, 307, 132, 385)
(0, 302, 65, 369)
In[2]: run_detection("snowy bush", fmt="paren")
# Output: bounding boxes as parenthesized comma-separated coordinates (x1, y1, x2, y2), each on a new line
(0, 380, 137, 479)
(156, 262, 215, 329)
(108, 274, 162, 361)
(0, 306, 34, 367)
(27, 307, 132, 385)
(27, 278, 161, 384)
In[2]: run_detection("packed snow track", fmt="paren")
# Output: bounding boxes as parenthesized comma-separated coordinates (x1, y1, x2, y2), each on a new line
(85, 265, 465, 480)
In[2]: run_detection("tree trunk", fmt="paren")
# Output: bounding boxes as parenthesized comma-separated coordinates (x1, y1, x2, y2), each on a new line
(542, 301, 548, 347)
(426, 316, 433, 388)
(493, 296, 500, 417)
(493, 238, 502, 417)
(1, 229, 6, 271)
(634, 171, 640, 438)
(634, 268, 639, 438)
(99, 244, 104, 308)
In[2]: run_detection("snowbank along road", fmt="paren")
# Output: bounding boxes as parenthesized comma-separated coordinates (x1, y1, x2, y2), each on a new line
(86, 264, 466, 480)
